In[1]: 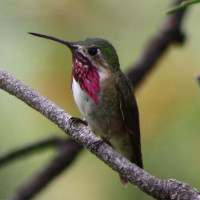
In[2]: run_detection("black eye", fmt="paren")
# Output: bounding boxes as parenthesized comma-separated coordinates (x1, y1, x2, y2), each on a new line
(88, 47, 98, 56)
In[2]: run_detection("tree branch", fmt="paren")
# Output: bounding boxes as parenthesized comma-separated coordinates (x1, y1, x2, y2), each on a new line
(127, 0, 186, 88)
(8, 139, 83, 200)
(0, 70, 199, 200)
(0, 137, 64, 166)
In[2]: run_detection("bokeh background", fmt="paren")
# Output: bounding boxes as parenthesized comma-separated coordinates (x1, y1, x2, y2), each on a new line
(0, 1, 199, 200)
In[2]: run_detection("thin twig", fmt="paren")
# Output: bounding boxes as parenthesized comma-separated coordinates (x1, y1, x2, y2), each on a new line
(9, 139, 83, 200)
(0, 137, 64, 166)
(0, 70, 199, 200)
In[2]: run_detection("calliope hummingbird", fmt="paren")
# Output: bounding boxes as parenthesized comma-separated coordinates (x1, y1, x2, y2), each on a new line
(29, 32, 143, 185)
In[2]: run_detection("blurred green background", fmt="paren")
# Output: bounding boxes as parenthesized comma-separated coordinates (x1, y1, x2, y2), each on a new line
(0, 0, 199, 199)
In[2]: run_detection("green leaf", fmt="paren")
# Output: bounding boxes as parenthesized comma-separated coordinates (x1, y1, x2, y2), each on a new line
(166, 0, 200, 15)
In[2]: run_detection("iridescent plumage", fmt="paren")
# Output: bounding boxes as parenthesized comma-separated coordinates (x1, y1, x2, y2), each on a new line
(29, 32, 143, 185)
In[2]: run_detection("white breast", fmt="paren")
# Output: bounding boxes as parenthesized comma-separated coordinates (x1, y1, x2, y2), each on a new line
(72, 78, 92, 115)
(71, 77, 109, 136)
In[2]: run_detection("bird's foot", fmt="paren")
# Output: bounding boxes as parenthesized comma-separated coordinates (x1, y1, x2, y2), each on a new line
(89, 139, 104, 152)
(89, 134, 112, 152)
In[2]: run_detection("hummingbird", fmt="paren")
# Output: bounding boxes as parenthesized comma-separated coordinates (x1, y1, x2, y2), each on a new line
(29, 32, 143, 184)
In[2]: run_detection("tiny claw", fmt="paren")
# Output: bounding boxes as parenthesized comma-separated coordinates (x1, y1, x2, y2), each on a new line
(69, 117, 88, 127)
(89, 134, 112, 152)
(89, 139, 104, 152)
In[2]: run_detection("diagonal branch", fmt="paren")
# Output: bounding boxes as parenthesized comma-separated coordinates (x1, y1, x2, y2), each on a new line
(127, 0, 186, 88)
(0, 70, 199, 200)
(0, 137, 64, 167)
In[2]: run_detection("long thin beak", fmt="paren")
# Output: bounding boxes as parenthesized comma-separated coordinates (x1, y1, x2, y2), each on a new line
(28, 32, 76, 49)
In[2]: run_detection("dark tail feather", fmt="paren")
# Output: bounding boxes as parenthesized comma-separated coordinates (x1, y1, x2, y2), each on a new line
(134, 153, 143, 169)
